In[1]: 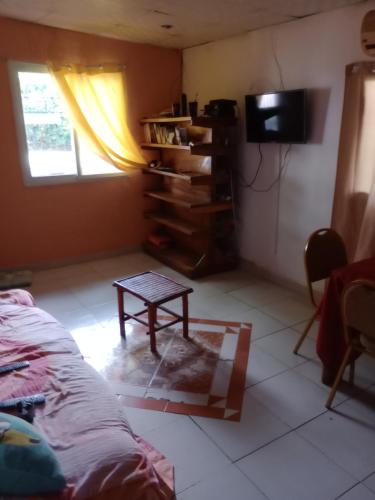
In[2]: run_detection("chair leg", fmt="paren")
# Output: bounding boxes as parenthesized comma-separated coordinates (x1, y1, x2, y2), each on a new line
(116, 288, 126, 339)
(293, 309, 319, 354)
(349, 359, 355, 385)
(325, 346, 353, 409)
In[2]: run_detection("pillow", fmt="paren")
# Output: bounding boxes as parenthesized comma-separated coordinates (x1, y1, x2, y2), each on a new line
(0, 412, 66, 496)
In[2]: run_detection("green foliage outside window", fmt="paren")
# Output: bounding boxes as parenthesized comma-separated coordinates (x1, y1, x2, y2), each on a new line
(25, 120, 71, 151)
(20, 76, 72, 151)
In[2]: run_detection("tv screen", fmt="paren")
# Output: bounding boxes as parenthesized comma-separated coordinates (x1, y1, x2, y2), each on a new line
(245, 89, 307, 144)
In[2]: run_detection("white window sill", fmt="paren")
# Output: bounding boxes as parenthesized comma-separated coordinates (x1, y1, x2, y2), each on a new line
(23, 171, 129, 187)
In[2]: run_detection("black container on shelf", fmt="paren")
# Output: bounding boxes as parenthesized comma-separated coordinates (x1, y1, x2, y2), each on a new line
(172, 102, 180, 116)
(189, 101, 198, 117)
(181, 93, 187, 116)
(204, 99, 237, 118)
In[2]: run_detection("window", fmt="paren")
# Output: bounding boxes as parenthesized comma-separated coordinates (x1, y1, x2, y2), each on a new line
(9, 62, 121, 185)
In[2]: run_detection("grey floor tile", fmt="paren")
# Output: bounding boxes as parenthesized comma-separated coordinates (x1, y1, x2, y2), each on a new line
(246, 344, 289, 387)
(177, 464, 267, 500)
(192, 389, 291, 461)
(337, 483, 375, 500)
(237, 432, 356, 500)
(298, 395, 375, 480)
(363, 472, 375, 494)
(142, 418, 230, 493)
(248, 369, 328, 428)
(254, 328, 317, 368)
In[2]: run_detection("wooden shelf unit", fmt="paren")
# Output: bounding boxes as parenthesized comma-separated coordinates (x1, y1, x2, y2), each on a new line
(142, 114, 237, 278)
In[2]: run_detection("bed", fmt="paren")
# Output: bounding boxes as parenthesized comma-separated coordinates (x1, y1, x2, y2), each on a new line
(0, 290, 174, 499)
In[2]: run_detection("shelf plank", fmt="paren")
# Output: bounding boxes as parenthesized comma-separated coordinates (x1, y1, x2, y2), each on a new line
(142, 167, 213, 185)
(145, 191, 204, 208)
(141, 143, 191, 151)
(145, 212, 203, 235)
(141, 116, 192, 124)
(145, 191, 233, 213)
(143, 242, 237, 278)
(142, 141, 231, 155)
(143, 241, 204, 276)
(141, 116, 236, 127)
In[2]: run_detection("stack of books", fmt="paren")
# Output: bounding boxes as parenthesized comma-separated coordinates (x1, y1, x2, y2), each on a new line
(143, 123, 184, 145)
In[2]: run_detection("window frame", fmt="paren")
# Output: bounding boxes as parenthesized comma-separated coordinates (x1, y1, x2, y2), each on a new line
(8, 61, 126, 186)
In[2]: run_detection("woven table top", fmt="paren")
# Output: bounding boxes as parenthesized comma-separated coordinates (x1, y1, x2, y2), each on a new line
(113, 271, 193, 304)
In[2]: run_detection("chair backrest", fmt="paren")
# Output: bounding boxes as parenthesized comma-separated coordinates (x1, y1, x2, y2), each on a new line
(304, 228, 347, 307)
(342, 279, 375, 355)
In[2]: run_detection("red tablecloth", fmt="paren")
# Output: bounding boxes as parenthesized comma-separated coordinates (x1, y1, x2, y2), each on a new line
(317, 257, 375, 384)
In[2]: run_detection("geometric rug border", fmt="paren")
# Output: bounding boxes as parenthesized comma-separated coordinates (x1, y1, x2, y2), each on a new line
(118, 318, 252, 422)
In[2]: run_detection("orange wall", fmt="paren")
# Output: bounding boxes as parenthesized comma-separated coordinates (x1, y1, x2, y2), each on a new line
(0, 16, 181, 269)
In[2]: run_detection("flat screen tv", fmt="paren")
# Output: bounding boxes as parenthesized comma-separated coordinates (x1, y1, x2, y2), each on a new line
(245, 89, 307, 143)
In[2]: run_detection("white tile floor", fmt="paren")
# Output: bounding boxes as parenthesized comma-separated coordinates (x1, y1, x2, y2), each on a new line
(28, 251, 375, 500)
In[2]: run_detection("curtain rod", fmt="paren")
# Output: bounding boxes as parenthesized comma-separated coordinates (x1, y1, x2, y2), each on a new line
(59, 64, 126, 69)
(5, 59, 127, 68)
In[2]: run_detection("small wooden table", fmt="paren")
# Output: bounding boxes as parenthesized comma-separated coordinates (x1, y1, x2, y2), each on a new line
(113, 271, 193, 352)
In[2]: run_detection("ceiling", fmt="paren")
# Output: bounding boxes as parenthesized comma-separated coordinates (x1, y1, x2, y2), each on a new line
(0, 0, 364, 49)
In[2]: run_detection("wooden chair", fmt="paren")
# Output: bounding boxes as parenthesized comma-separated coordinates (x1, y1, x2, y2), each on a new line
(326, 279, 375, 408)
(293, 228, 347, 354)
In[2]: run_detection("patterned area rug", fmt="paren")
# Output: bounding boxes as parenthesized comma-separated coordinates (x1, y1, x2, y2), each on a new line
(96, 316, 252, 421)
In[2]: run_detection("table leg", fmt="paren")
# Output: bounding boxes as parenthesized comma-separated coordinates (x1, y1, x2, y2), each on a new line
(116, 288, 126, 339)
(182, 294, 189, 339)
(144, 302, 159, 329)
(148, 304, 157, 352)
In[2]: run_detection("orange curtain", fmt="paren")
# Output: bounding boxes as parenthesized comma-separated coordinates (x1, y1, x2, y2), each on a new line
(332, 62, 375, 261)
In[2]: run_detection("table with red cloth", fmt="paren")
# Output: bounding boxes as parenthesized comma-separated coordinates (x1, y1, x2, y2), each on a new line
(317, 257, 375, 385)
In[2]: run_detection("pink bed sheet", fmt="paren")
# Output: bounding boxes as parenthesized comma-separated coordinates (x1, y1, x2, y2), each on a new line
(0, 292, 174, 499)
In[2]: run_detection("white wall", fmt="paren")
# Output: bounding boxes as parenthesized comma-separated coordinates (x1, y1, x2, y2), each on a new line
(183, 0, 375, 286)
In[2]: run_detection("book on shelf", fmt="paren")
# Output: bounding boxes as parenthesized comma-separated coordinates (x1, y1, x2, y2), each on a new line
(147, 231, 173, 249)
(166, 129, 175, 144)
(174, 127, 181, 145)
(143, 124, 152, 143)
